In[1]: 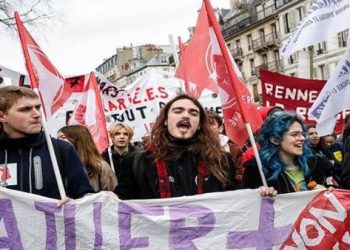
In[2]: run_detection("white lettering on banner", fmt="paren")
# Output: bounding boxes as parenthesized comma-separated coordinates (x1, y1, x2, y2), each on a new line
(281, 192, 350, 249)
(309, 193, 346, 234)
(264, 83, 318, 102)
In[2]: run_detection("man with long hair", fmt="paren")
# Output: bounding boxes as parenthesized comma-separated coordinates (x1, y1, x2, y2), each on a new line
(115, 94, 276, 199)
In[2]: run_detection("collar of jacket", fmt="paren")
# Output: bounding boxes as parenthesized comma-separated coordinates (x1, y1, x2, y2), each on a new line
(0, 130, 45, 149)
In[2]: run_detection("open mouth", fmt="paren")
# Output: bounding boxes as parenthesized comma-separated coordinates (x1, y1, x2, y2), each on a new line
(177, 120, 191, 131)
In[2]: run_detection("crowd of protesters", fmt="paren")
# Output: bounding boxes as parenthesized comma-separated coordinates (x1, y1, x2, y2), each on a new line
(2, 86, 350, 203)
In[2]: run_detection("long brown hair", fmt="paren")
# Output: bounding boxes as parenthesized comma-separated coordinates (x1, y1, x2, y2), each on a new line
(151, 94, 229, 184)
(58, 125, 102, 175)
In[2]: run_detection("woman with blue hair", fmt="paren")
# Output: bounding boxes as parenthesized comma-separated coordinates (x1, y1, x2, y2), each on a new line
(243, 111, 335, 193)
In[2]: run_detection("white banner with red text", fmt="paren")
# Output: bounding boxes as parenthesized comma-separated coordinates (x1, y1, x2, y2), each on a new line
(1, 187, 350, 249)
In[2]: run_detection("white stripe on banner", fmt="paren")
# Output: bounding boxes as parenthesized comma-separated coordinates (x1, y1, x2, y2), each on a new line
(2, 187, 342, 249)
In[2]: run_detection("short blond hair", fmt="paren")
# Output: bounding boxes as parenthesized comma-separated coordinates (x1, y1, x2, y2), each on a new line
(109, 123, 134, 139)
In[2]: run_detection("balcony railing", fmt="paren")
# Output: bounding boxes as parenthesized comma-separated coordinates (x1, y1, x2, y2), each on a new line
(256, 60, 283, 75)
(222, 17, 251, 38)
(231, 47, 243, 58)
(257, 4, 276, 21)
(252, 32, 280, 52)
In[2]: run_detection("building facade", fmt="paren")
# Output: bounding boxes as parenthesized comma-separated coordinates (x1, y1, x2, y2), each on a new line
(222, 0, 348, 103)
(96, 44, 175, 88)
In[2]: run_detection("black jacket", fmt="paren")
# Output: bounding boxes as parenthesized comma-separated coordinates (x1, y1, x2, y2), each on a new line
(0, 131, 94, 199)
(115, 149, 238, 200)
(243, 155, 336, 194)
(101, 144, 137, 179)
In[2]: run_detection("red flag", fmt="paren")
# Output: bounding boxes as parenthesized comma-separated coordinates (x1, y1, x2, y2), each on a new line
(203, 0, 262, 146)
(175, 5, 218, 97)
(14, 11, 72, 118)
(69, 72, 109, 153)
(178, 36, 187, 58)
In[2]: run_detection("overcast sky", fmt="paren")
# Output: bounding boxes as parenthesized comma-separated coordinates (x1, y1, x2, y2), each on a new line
(0, 0, 230, 76)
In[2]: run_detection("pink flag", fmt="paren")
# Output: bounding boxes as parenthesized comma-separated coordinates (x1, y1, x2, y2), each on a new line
(203, 0, 262, 146)
(69, 72, 109, 153)
(14, 11, 72, 118)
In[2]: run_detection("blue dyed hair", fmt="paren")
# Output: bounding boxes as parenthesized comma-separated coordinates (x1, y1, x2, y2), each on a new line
(258, 111, 313, 181)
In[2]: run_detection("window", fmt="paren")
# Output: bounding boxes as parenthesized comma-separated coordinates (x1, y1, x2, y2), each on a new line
(236, 39, 242, 55)
(283, 13, 290, 33)
(236, 39, 241, 49)
(259, 28, 265, 42)
(316, 42, 326, 55)
(274, 50, 280, 62)
(288, 54, 296, 64)
(262, 54, 268, 66)
(319, 64, 326, 80)
(237, 62, 243, 72)
(275, 0, 284, 8)
(296, 6, 304, 22)
(250, 59, 256, 76)
(247, 34, 253, 51)
(271, 23, 278, 39)
(338, 30, 348, 47)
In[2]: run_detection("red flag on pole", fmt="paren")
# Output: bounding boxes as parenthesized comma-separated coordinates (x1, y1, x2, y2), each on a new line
(69, 72, 109, 153)
(14, 11, 72, 118)
(202, 0, 262, 147)
(177, 36, 187, 58)
(175, 5, 219, 98)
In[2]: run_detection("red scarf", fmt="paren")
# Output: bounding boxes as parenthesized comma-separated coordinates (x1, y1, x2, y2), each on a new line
(155, 159, 209, 198)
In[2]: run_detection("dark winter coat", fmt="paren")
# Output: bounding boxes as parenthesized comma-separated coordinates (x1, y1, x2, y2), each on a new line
(101, 144, 137, 179)
(0, 131, 94, 199)
(115, 149, 238, 200)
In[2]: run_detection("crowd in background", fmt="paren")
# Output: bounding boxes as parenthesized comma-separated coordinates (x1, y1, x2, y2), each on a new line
(1, 86, 350, 201)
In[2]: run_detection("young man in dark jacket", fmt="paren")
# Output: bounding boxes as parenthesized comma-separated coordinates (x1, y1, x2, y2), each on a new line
(115, 94, 276, 199)
(101, 123, 137, 179)
(0, 86, 93, 199)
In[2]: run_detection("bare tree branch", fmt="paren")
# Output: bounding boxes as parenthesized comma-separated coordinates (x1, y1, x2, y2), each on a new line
(0, 0, 58, 31)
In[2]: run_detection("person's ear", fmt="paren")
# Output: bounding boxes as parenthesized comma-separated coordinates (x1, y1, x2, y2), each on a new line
(0, 111, 6, 123)
(270, 137, 280, 146)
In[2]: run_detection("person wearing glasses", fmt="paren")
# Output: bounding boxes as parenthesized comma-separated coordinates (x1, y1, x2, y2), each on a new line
(243, 111, 336, 194)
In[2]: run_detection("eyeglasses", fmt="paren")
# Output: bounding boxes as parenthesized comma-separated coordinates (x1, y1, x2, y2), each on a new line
(285, 131, 308, 139)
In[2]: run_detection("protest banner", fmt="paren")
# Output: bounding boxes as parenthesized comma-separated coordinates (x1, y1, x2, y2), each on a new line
(0, 65, 29, 86)
(1, 187, 350, 249)
(260, 69, 349, 134)
(308, 35, 350, 136)
(281, 0, 350, 57)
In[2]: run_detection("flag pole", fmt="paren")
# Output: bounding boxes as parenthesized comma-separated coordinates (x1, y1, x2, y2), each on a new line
(15, 11, 67, 198)
(168, 34, 179, 67)
(203, 0, 267, 186)
(178, 36, 185, 58)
